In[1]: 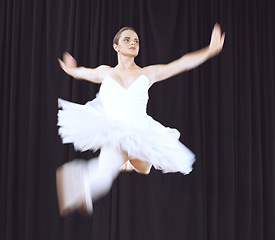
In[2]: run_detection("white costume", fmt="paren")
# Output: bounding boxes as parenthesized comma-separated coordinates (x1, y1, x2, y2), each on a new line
(57, 74, 195, 214)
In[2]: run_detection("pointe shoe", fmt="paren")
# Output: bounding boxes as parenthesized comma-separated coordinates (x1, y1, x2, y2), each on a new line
(56, 160, 93, 216)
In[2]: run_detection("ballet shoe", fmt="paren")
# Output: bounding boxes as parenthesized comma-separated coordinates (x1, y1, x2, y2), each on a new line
(56, 160, 93, 216)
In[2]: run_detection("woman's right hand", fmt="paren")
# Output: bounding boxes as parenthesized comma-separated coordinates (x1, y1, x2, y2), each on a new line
(58, 52, 77, 76)
(58, 52, 110, 83)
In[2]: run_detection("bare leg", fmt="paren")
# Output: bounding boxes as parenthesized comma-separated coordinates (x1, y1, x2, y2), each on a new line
(120, 160, 136, 172)
(129, 159, 152, 175)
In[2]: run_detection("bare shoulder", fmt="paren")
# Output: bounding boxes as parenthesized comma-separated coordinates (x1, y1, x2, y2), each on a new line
(142, 65, 162, 87)
(95, 65, 112, 81)
(97, 65, 111, 71)
(97, 65, 112, 75)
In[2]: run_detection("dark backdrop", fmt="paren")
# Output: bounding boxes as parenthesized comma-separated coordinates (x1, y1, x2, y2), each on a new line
(1, 0, 274, 240)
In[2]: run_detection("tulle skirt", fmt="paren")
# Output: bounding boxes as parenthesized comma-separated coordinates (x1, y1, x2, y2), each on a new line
(57, 98, 195, 174)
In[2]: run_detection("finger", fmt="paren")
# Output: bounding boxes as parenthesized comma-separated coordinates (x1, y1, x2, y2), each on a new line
(211, 27, 216, 39)
(212, 27, 219, 40)
(63, 52, 71, 61)
(63, 52, 67, 59)
(216, 27, 221, 36)
(215, 23, 221, 34)
(58, 58, 64, 66)
(221, 33, 225, 45)
(58, 59, 66, 70)
(67, 52, 74, 60)
(64, 51, 71, 57)
(64, 52, 75, 64)
(215, 23, 220, 29)
(69, 54, 75, 62)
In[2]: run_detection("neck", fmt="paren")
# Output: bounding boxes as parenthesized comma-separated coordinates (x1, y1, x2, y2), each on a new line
(116, 53, 137, 71)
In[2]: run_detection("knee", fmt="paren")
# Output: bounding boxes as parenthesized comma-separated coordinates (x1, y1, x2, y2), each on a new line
(129, 160, 152, 175)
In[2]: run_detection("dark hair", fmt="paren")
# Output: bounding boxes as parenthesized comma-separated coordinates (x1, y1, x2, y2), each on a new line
(113, 27, 137, 45)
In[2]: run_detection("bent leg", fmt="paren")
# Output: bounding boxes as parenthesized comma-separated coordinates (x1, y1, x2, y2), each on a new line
(87, 146, 128, 201)
(56, 146, 128, 216)
(129, 159, 152, 175)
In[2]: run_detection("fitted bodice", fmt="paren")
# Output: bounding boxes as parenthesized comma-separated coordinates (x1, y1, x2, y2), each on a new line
(98, 74, 149, 126)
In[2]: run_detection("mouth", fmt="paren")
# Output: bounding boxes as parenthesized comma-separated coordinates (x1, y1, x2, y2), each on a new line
(129, 47, 136, 50)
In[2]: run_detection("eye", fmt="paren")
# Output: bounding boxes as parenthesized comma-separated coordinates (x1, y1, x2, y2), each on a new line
(134, 40, 139, 44)
(124, 39, 129, 42)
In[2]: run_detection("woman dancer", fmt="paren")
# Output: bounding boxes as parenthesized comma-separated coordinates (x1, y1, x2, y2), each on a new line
(57, 24, 225, 216)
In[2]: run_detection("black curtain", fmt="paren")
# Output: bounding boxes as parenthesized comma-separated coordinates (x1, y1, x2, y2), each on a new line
(1, 0, 274, 240)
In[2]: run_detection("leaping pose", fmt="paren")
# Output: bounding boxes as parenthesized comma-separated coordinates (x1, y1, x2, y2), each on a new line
(56, 24, 225, 216)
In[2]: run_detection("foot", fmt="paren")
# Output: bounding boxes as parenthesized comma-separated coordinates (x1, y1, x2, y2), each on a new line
(56, 160, 93, 216)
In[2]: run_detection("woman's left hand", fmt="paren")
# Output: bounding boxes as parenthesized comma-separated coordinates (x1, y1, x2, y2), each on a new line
(209, 23, 225, 56)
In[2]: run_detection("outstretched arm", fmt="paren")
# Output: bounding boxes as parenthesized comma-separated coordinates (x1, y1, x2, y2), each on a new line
(58, 52, 110, 83)
(144, 23, 225, 85)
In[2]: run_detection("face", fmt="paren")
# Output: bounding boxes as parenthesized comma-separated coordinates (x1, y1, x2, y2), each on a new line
(114, 30, 139, 57)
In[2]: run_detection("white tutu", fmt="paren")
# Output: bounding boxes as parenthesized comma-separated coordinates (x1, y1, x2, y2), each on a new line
(58, 75, 195, 174)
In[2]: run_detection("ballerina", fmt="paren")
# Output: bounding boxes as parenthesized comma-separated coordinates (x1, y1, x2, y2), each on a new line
(56, 24, 225, 216)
